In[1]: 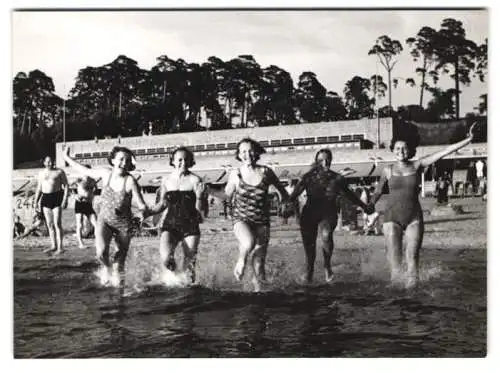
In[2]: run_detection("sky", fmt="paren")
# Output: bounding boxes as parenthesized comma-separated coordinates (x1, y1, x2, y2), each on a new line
(11, 8, 488, 115)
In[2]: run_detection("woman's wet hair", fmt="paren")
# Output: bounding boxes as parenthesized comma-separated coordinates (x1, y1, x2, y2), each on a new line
(107, 146, 136, 171)
(169, 146, 195, 168)
(307, 148, 333, 172)
(390, 135, 419, 159)
(314, 148, 333, 164)
(235, 137, 266, 161)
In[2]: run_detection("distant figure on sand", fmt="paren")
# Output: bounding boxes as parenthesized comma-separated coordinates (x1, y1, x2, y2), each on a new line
(15, 211, 45, 239)
(287, 149, 373, 283)
(223, 138, 289, 292)
(72, 165, 99, 249)
(13, 214, 25, 238)
(64, 145, 151, 287)
(368, 123, 477, 288)
(34, 155, 69, 256)
(148, 147, 205, 284)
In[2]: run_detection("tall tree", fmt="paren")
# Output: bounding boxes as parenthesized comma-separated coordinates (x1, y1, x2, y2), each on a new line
(296, 71, 327, 123)
(433, 18, 478, 119)
(343, 76, 373, 119)
(370, 74, 387, 117)
(321, 91, 347, 121)
(368, 35, 403, 112)
(406, 26, 440, 108)
(250, 64, 297, 126)
(425, 87, 456, 120)
(474, 37, 488, 83)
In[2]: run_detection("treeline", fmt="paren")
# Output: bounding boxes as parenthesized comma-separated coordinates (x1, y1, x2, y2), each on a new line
(13, 18, 487, 167)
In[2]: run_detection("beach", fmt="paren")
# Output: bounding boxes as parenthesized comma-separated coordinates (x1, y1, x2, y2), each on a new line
(13, 197, 487, 357)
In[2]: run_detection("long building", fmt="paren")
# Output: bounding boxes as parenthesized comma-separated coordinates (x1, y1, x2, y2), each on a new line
(13, 117, 487, 192)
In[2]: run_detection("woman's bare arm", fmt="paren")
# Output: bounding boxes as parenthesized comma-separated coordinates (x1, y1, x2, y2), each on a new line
(418, 123, 476, 168)
(370, 167, 389, 206)
(63, 146, 105, 180)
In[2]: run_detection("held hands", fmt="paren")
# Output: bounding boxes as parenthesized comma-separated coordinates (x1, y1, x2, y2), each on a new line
(364, 203, 375, 215)
(281, 201, 296, 219)
(195, 181, 206, 197)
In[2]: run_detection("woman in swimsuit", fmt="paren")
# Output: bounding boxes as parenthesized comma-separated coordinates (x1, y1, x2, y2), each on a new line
(63, 145, 150, 287)
(223, 138, 289, 292)
(368, 123, 477, 288)
(148, 147, 204, 284)
(287, 149, 373, 283)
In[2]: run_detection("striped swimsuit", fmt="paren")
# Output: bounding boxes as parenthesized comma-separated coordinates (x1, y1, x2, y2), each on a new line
(232, 169, 270, 227)
(98, 175, 133, 236)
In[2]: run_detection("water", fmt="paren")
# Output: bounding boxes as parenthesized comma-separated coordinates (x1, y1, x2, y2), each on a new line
(13, 200, 487, 358)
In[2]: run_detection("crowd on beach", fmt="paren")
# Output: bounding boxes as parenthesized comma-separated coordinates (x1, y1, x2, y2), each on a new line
(13, 123, 478, 291)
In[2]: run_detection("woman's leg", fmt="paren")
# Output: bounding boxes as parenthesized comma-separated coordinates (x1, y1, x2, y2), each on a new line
(112, 230, 132, 287)
(181, 235, 201, 284)
(404, 218, 424, 288)
(159, 231, 180, 271)
(42, 207, 56, 253)
(95, 221, 113, 269)
(383, 222, 404, 282)
(249, 225, 270, 291)
(75, 213, 85, 248)
(233, 221, 256, 281)
(299, 211, 319, 283)
(318, 219, 336, 282)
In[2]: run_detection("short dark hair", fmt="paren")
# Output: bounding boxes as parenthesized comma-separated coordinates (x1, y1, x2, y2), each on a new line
(314, 148, 333, 164)
(169, 147, 195, 168)
(235, 137, 266, 161)
(389, 135, 419, 159)
(108, 146, 136, 171)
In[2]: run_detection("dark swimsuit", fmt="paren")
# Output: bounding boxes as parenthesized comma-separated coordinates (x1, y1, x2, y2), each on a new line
(98, 176, 133, 236)
(300, 169, 343, 228)
(382, 166, 422, 228)
(232, 169, 271, 228)
(40, 190, 64, 209)
(75, 200, 95, 216)
(161, 190, 201, 240)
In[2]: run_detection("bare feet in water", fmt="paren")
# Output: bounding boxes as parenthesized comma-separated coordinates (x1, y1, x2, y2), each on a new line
(325, 268, 334, 283)
(234, 258, 246, 281)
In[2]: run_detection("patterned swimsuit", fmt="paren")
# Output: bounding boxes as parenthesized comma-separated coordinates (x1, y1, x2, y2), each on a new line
(232, 169, 270, 227)
(300, 169, 343, 226)
(98, 175, 133, 236)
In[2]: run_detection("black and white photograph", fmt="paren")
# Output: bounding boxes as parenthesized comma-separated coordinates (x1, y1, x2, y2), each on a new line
(8, 4, 493, 363)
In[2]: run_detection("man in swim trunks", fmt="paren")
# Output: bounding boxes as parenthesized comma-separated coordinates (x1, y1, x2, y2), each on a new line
(34, 155, 69, 255)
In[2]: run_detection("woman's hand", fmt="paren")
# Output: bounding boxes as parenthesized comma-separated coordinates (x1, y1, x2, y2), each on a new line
(364, 203, 375, 215)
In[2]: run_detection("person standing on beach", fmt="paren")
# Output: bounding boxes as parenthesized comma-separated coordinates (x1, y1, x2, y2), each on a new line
(63, 146, 151, 287)
(148, 147, 205, 284)
(367, 123, 477, 288)
(221, 138, 289, 292)
(34, 155, 69, 256)
(286, 149, 373, 284)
